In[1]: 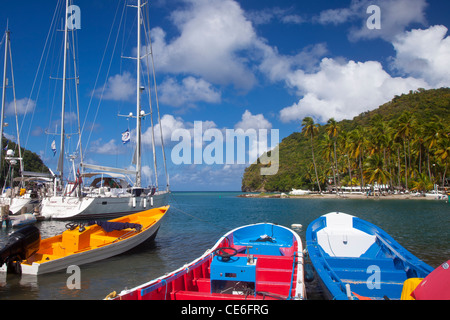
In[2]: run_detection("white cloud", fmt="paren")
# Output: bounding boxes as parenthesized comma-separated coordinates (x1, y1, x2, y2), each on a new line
(391, 25, 450, 87)
(97, 72, 135, 101)
(246, 7, 305, 26)
(151, 0, 258, 90)
(89, 138, 125, 155)
(280, 58, 428, 123)
(142, 114, 187, 147)
(257, 42, 328, 82)
(316, 0, 428, 41)
(159, 76, 221, 108)
(234, 110, 272, 131)
(6, 98, 36, 116)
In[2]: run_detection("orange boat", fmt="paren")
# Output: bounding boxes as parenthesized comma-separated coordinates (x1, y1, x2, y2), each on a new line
(0, 206, 169, 275)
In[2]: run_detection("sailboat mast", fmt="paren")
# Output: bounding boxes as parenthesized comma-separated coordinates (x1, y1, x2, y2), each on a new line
(135, 0, 142, 188)
(58, 0, 70, 182)
(0, 29, 9, 179)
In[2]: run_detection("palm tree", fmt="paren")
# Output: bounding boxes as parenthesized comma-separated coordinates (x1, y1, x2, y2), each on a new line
(325, 118, 341, 192)
(411, 173, 434, 193)
(302, 117, 321, 192)
(364, 154, 391, 196)
(395, 111, 417, 190)
(349, 126, 368, 191)
(435, 132, 450, 187)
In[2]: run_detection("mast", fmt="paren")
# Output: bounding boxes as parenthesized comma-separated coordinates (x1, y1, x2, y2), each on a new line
(135, 0, 143, 188)
(0, 28, 9, 180)
(57, 0, 70, 183)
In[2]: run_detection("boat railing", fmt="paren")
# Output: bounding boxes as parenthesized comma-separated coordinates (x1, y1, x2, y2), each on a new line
(374, 234, 431, 277)
(310, 245, 349, 299)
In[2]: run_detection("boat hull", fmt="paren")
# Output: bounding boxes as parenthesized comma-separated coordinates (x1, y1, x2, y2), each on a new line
(111, 223, 306, 300)
(40, 191, 169, 220)
(306, 212, 434, 300)
(0, 206, 169, 275)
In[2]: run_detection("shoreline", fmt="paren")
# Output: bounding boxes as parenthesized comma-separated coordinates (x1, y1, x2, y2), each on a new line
(238, 192, 449, 201)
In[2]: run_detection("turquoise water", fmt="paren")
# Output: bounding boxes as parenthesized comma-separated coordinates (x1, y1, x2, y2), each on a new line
(0, 192, 448, 300)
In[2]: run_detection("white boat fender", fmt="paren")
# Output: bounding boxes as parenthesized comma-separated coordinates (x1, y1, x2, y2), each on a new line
(291, 224, 303, 231)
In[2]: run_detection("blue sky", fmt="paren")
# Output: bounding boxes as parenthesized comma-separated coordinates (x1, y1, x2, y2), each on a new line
(0, 0, 449, 191)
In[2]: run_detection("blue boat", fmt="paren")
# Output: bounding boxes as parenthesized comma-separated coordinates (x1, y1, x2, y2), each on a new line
(306, 212, 434, 300)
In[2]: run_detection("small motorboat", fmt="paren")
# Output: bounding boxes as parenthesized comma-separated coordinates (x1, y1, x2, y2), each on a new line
(306, 212, 434, 300)
(9, 214, 38, 228)
(0, 206, 169, 275)
(107, 223, 306, 300)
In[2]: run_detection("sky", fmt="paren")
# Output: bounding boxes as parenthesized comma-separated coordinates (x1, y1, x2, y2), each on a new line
(0, 0, 449, 191)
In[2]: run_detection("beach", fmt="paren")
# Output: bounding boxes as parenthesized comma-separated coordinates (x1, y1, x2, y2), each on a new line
(238, 192, 449, 201)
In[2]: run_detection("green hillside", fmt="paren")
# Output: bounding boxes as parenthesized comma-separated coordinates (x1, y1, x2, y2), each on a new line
(242, 88, 450, 193)
(0, 138, 50, 187)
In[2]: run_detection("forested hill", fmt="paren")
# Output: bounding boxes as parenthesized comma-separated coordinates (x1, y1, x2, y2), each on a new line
(241, 87, 450, 192)
(0, 138, 50, 186)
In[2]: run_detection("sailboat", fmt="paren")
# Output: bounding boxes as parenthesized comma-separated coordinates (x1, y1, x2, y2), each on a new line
(40, 0, 169, 220)
(0, 27, 52, 217)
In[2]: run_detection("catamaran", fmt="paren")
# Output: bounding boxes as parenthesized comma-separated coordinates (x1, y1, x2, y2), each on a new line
(40, 0, 170, 220)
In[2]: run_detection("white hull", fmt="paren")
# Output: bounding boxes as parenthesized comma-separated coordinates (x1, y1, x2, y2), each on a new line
(0, 197, 39, 215)
(40, 191, 169, 220)
(0, 216, 165, 275)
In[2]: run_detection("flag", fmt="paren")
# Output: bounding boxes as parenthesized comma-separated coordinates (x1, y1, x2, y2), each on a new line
(76, 168, 82, 185)
(51, 140, 57, 156)
(122, 129, 131, 144)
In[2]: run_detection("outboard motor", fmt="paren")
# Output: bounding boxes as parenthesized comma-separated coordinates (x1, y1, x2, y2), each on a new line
(0, 225, 40, 274)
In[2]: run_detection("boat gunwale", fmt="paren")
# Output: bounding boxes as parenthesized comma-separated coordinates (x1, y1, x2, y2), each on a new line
(114, 222, 306, 300)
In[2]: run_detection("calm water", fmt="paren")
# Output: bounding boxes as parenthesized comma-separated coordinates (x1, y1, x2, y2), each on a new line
(0, 192, 448, 300)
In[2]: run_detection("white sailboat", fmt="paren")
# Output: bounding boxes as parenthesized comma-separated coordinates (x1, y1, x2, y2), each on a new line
(0, 27, 52, 217)
(40, 0, 169, 220)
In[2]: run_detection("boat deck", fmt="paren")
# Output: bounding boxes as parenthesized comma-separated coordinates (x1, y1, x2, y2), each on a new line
(136, 252, 296, 300)
(325, 257, 408, 300)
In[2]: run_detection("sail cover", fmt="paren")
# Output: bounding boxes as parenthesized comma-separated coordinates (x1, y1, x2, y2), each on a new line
(88, 221, 142, 233)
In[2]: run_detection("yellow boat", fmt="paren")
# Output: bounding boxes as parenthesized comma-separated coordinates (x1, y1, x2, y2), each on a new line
(0, 206, 169, 275)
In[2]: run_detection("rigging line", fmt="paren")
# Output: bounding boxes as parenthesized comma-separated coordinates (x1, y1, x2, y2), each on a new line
(144, 7, 169, 190)
(21, 0, 62, 150)
(80, 0, 125, 156)
(8, 35, 24, 175)
(44, 12, 66, 161)
(70, 20, 83, 163)
(140, 5, 159, 189)
(44, 30, 65, 161)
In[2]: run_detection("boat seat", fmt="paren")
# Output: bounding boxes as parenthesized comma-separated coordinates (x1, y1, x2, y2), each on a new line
(317, 229, 376, 258)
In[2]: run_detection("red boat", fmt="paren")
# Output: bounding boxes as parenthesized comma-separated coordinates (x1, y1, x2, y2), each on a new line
(106, 223, 306, 300)
(411, 260, 450, 300)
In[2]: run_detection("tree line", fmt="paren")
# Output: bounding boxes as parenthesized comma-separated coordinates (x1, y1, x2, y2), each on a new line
(302, 111, 449, 193)
(241, 88, 450, 193)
